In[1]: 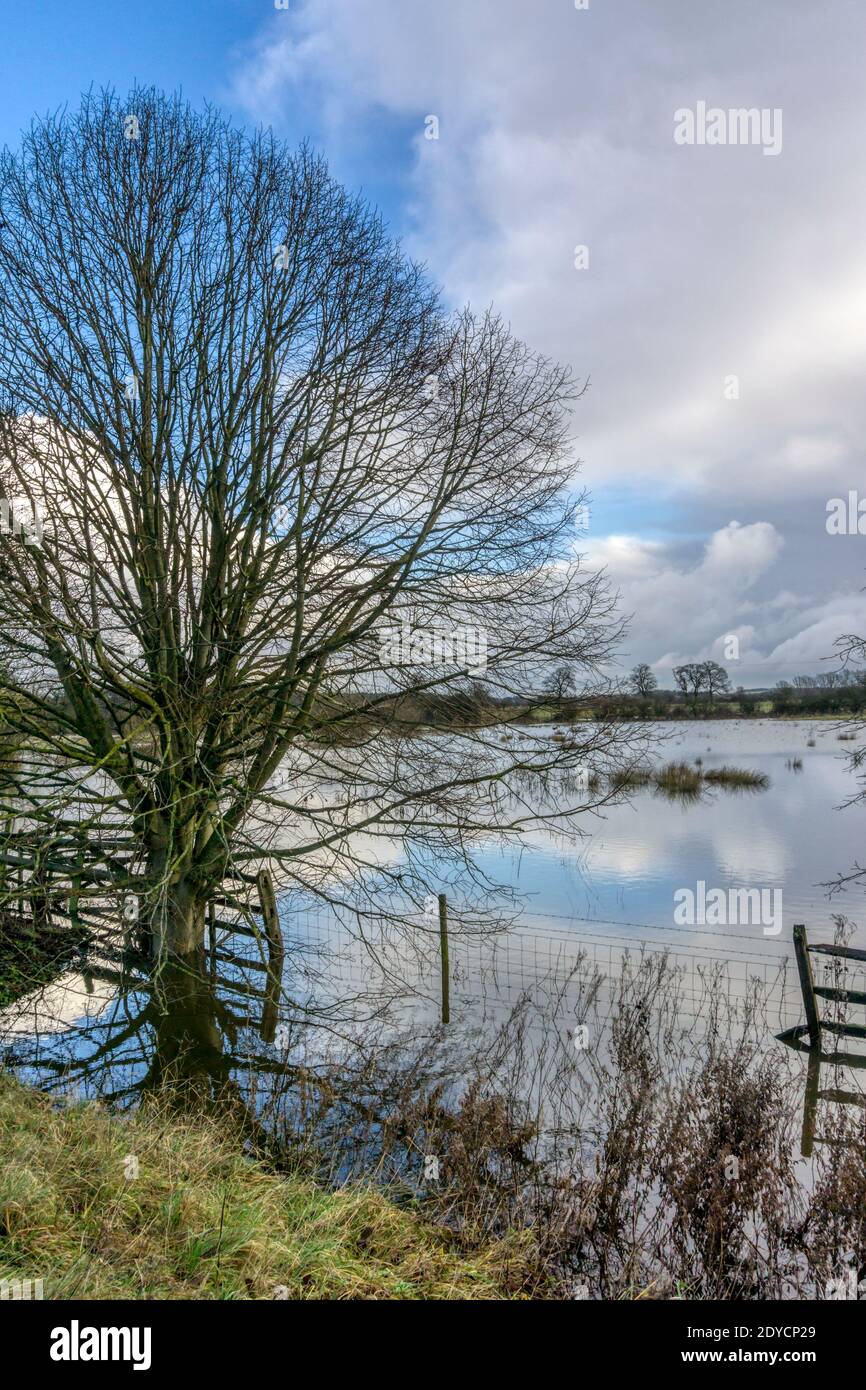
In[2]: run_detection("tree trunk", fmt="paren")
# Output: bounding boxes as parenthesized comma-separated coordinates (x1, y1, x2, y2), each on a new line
(144, 848, 207, 959)
(144, 957, 231, 1100)
(161, 889, 206, 958)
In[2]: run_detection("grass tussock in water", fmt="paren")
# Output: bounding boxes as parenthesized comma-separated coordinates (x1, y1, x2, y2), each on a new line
(604, 760, 768, 799)
(0, 1076, 536, 1300)
(607, 765, 655, 791)
(652, 760, 704, 795)
(701, 765, 769, 789)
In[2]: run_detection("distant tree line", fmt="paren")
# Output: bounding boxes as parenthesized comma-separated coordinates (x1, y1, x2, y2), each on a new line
(776, 670, 866, 691)
(404, 659, 866, 728)
(623, 661, 731, 701)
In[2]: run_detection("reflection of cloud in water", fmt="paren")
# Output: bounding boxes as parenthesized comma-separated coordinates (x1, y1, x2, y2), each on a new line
(1, 970, 116, 1037)
(585, 832, 671, 881)
(466, 720, 866, 944)
(712, 824, 790, 886)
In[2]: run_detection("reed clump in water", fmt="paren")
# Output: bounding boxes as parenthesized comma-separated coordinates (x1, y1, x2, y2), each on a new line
(605, 761, 768, 799)
(702, 765, 769, 789)
(652, 760, 703, 795)
(608, 765, 655, 791)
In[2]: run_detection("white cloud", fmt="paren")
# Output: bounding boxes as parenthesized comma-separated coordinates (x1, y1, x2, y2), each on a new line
(230, 0, 866, 681)
(583, 520, 866, 683)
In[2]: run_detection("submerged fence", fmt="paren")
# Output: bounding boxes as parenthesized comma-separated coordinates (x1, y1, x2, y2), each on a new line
(275, 897, 839, 1040)
(2, 832, 865, 1060)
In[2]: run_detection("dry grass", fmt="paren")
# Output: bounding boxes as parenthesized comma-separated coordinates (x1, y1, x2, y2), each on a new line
(0, 1076, 537, 1300)
(652, 760, 703, 795)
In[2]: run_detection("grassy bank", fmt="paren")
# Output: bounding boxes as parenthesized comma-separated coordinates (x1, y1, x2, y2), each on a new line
(0, 1077, 537, 1300)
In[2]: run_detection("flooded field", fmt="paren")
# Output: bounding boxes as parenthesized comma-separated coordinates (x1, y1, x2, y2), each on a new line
(3, 718, 865, 1297)
(4, 716, 864, 1087)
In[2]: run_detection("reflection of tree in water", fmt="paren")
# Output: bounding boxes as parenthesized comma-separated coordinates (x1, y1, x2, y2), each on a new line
(4, 955, 231, 1108)
(1, 911, 467, 1142)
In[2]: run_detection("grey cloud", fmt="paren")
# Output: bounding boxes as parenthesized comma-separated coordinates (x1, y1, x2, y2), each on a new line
(232, 0, 866, 682)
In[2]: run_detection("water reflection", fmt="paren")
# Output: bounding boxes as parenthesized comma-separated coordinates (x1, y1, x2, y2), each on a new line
(3, 947, 260, 1109)
(2, 719, 865, 1220)
(779, 1024, 866, 1157)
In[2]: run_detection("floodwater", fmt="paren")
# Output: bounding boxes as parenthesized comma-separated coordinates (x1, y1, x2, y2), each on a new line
(3, 718, 865, 1139)
(4, 717, 864, 1300)
(487, 718, 866, 937)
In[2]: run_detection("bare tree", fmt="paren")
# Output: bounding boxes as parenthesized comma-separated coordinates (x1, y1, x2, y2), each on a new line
(543, 662, 577, 703)
(627, 663, 657, 698)
(699, 660, 732, 702)
(0, 89, 633, 962)
(672, 663, 704, 704)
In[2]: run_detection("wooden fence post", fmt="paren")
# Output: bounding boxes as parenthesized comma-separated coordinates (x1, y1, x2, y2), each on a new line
(29, 848, 49, 933)
(207, 900, 217, 981)
(793, 923, 821, 1049)
(438, 893, 450, 1025)
(800, 1044, 821, 1158)
(69, 841, 83, 930)
(257, 870, 283, 961)
(257, 869, 284, 1044)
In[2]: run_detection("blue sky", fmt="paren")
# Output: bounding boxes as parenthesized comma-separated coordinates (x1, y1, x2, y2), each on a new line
(3, 0, 866, 685)
(0, 1, 239, 143)
(0, 1, 412, 237)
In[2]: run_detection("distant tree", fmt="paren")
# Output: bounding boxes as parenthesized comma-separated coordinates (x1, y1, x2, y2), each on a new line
(628, 663, 658, 697)
(700, 660, 732, 701)
(673, 663, 704, 703)
(544, 663, 577, 702)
